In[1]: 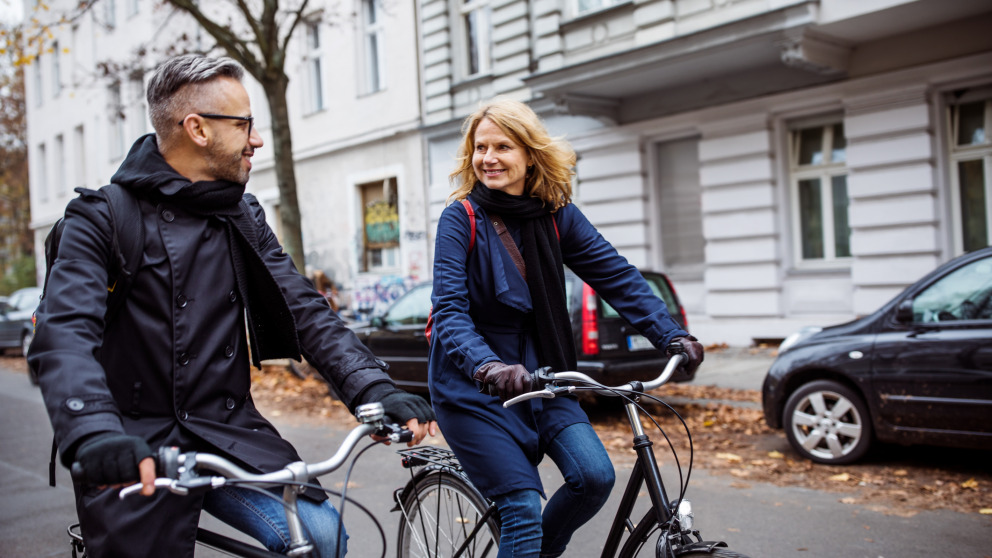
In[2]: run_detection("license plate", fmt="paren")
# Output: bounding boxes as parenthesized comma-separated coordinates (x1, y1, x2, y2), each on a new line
(626, 335, 653, 351)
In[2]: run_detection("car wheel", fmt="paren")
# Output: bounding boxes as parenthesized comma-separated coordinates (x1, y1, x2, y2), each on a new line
(783, 379, 872, 465)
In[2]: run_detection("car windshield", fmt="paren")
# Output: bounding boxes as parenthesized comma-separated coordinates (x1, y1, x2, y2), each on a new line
(912, 255, 992, 322)
(383, 284, 432, 326)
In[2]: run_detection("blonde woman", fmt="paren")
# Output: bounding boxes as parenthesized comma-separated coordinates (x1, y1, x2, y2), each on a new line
(427, 98, 704, 557)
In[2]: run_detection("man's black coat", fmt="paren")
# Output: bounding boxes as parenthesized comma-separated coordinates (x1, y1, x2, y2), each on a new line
(29, 134, 392, 556)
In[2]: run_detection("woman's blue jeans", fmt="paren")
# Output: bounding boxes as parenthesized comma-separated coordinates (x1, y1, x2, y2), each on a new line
(491, 422, 615, 558)
(203, 486, 348, 557)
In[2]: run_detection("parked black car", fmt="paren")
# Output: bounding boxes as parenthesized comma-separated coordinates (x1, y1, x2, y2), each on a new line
(0, 286, 42, 371)
(348, 270, 691, 394)
(762, 246, 992, 465)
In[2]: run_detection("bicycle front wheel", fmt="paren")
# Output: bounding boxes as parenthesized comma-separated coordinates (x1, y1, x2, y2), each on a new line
(620, 509, 751, 558)
(396, 471, 500, 558)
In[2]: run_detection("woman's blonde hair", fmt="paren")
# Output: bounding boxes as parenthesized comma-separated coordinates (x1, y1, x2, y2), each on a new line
(449, 99, 575, 210)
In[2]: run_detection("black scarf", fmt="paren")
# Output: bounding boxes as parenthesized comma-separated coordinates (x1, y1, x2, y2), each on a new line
(469, 185, 576, 372)
(145, 180, 302, 367)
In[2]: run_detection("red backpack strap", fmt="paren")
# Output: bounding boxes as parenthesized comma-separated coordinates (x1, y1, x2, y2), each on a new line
(552, 214, 559, 241)
(461, 198, 476, 252)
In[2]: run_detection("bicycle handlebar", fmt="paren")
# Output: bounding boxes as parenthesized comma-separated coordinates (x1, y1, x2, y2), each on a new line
(503, 345, 687, 408)
(67, 402, 412, 499)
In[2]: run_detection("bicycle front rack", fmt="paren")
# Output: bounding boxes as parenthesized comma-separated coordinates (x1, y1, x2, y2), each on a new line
(396, 446, 464, 473)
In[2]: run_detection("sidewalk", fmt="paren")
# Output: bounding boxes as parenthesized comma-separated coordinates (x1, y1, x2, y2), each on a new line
(690, 345, 778, 391)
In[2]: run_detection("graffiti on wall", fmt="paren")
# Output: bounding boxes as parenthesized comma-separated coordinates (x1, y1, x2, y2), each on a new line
(350, 275, 419, 321)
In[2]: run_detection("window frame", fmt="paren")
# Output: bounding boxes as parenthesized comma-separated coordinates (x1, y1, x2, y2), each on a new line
(359, 177, 401, 273)
(947, 92, 992, 255)
(455, 0, 493, 79)
(359, 0, 386, 95)
(787, 117, 851, 268)
(302, 19, 325, 114)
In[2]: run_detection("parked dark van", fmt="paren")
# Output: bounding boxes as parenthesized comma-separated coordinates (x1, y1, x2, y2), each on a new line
(348, 269, 691, 394)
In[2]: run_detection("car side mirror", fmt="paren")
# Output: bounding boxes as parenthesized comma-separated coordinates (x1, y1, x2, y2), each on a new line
(895, 299, 914, 323)
(370, 315, 385, 328)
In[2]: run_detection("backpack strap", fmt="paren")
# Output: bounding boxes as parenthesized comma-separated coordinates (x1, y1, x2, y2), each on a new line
(101, 184, 144, 323)
(490, 214, 526, 280)
(460, 198, 476, 252)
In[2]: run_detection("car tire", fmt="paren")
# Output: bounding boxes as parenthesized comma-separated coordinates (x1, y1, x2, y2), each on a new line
(783, 379, 872, 465)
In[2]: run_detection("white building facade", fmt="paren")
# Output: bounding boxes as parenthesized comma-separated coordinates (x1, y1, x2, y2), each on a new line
(418, 0, 992, 345)
(23, 0, 430, 318)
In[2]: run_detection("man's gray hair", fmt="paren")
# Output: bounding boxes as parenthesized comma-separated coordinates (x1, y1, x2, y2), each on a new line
(147, 54, 244, 140)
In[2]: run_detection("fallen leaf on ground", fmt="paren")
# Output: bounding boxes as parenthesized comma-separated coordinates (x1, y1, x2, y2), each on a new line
(716, 452, 742, 462)
(830, 473, 851, 482)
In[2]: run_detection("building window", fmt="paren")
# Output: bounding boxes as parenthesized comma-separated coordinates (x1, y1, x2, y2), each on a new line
(74, 125, 87, 188)
(360, 178, 400, 272)
(104, 0, 116, 29)
(573, 0, 621, 16)
(459, 0, 492, 77)
(788, 120, 850, 263)
(303, 20, 324, 113)
(127, 0, 140, 17)
(51, 41, 61, 98)
(108, 82, 125, 160)
(654, 138, 704, 274)
(37, 143, 48, 201)
(54, 134, 66, 197)
(361, 0, 385, 93)
(129, 74, 146, 138)
(33, 63, 42, 107)
(949, 95, 992, 253)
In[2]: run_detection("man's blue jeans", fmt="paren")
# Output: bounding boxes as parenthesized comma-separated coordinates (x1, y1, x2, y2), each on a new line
(203, 486, 348, 557)
(491, 422, 615, 558)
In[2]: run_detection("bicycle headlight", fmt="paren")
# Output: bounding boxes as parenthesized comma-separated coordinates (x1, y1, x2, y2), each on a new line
(676, 500, 693, 531)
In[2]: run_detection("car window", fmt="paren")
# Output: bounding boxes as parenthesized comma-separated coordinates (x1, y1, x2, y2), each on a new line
(600, 274, 679, 319)
(384, 284, 432, 326)
(913, 256, 992, 322)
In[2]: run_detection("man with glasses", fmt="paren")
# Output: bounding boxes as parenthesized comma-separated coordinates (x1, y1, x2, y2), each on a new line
(30, 53, 436, 558)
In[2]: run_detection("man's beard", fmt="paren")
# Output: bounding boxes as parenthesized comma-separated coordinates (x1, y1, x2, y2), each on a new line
(207, 142, 250, 184)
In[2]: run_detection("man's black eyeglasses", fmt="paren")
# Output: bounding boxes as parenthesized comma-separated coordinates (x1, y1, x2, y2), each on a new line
(179, 113, 254, 136)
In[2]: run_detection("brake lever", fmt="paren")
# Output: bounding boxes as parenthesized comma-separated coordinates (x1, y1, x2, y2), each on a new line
(502, 386, 572, 408)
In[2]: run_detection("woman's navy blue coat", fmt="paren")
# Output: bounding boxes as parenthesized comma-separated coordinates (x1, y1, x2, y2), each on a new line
(429, 198, 688, 497)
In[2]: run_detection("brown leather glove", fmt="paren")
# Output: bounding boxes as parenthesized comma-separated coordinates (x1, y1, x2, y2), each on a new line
(671, 335, 705, 375)
(473, 362, 533, 402)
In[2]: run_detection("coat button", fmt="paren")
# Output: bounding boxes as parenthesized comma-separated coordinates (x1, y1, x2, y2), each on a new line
(177, 294, 188, 308)
(224, 345, 234, 358)
(178, 352, 190, 366)
(229, 290, 238, 303)
(66, 398, 85, 411)
(162, 210, 175, 222)
(225, 397, 236, 410)
(178, 409, 189, 421)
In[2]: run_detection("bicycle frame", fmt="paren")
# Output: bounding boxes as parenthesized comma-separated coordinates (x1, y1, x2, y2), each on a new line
(601, 400, 675, 557)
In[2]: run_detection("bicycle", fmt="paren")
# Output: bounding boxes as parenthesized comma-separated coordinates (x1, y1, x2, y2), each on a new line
(391, 346, 751, 558)
(66, 402, 412, 558)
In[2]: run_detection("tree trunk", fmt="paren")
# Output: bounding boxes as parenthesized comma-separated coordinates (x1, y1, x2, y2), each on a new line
(262, 74, 306, 273)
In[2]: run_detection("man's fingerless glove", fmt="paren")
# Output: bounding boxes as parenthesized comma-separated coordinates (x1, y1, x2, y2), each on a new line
(73, 432, 152, 486)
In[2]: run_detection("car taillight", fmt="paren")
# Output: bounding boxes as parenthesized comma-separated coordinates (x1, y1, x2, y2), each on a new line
(581, 283, 599, 355)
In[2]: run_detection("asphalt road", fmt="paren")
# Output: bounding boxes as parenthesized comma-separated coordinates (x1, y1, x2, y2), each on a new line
(2, 353, 990, 558)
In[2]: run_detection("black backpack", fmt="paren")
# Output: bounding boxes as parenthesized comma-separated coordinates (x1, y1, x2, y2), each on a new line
(40, 185, 145, 323)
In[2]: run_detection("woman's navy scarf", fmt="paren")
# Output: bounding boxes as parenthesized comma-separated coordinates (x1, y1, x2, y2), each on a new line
(469, 185, 577, 372)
